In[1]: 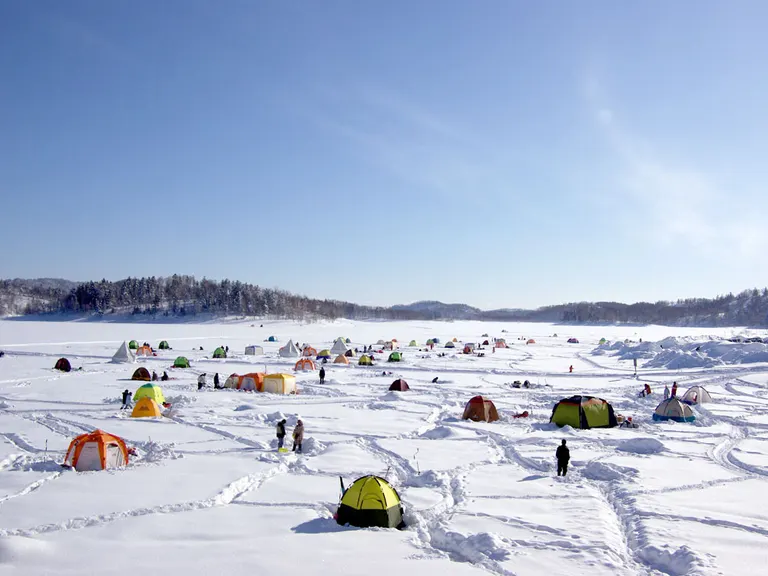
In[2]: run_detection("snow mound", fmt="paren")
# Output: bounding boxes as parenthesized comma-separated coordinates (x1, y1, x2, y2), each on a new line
(301, 437, 325, 456)
(165, 394, 196, 407)
(430, 527, 510, 563)
(233, 404, 256, 412)
(617, 438, 665, 454)
(639, 545, 713, 576)
(581, 461, 638, 481)
(0, 400, 10, 409)
(136, 440, 182, 463)
(420, 426, 455, 439)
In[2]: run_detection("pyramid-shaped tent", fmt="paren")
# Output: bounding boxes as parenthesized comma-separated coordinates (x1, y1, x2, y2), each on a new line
(111, 341, 136, 364)
(279, 340, 300, 358)
(331, 337, 349, 355)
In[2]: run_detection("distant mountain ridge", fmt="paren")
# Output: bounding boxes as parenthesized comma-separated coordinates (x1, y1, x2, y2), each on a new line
(2, 276, 768, 327)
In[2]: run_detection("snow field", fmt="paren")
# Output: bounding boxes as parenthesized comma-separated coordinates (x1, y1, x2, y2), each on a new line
(1, 319, 768, 575)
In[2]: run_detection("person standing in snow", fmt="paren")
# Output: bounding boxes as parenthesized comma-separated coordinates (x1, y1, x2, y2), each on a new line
(213, 373, 220, 389)
(161, 371, 169, 381)
(121, 389, 131, 410)
(569, 365, 573, 373)
(198, 373, 207, 390)
(319, 366, 325, 384)
(664, 385, 670, 400)
(276, 419, 287, 450)
(671, 381, 678, 397)
(556, 439, 570, 477)
(152, 370, 158, 381)
(293, 419, 304, 453)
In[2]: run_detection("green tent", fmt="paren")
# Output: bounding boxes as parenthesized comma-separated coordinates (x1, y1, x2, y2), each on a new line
(388, 351, 402, 362)
(173, 356, 190, 368)
(426, 339, 434, 345)
(213, 347, 227, 359)
(358, 355, 373, 366)
(158, 340, 170, 350)
(550, 395, 617, 429)
(128, 340, 139, 350)
(599, 338, 607, 345)
(445, 341, 455, 348)
(268, 336, 277, 342)
(345, 338, 351, 343)
(409, 340, 418, 347)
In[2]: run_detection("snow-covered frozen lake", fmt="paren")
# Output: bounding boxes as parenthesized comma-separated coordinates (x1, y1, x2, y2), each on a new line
(1, 318, 767, 575)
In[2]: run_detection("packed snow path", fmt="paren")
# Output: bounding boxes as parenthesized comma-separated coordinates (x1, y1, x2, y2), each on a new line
(0, 319, 767, 575)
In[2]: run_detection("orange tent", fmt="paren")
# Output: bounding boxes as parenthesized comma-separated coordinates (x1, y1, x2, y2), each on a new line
(526, 339, 536, 345)
(333, 354, 349, 364)
(63, 430, 129, 471)
(225, 373, 265, 391)
(302, 346, 317, 357)
(295, 358, 317, 371)
(136, 345, 154, 357)
(495, 341, 508, 349)
(462, 396, 499, 422)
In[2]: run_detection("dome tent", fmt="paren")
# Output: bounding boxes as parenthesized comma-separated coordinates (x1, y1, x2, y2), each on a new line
(294, 358, 317, 371)
(462, 396, 499, 422)
(681, 386, 712, 405)
(317, 349, 332, 360)
(445, 341, 455, 348)
(302, 346, 317, 357)
(336, 476, 405, 529)
(389, 379, 409, 391)
(133, 383, 165, 404)
(567, 338, 580, 344)
(63, 430, 129, 472)
(550, 396, 617, 429)
(268, 336, 277, 342)
(653, 398, 695, 422)
(136, 345, 153, 357)
(213, 347, 227, 359)
(128, 340, 139, 350)
(131, 367, 151, 381)
(409, 340, 418, 347)
(54, 358, 71, 372)
(358, 355, 373, 366)
(495, 341, 508, 349)
(388, 351, 402, 362)
(225, 373, 264, 392)
(173, 356, 190, 368)
(344, 349, 356, 358)
(158, 340, 170, 350)
(345, 338, 351, 344)
(334, 354, 349, 364)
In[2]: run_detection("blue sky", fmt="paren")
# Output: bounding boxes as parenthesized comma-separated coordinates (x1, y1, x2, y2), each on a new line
(2, 1, 768, 309)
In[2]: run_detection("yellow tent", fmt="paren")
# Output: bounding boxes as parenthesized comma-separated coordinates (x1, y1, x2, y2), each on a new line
(131, 397, 163, 418)
(262, 374, 297, 394)
(133, 383, 165, 404)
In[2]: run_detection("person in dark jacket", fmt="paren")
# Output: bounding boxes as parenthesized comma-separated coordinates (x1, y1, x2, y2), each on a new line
(214, 373, 221, 389)
(556, 439, 570, 476)
(292, 419, 304, 453)
(276, 419, 287, 450)
(121, 389, 131, 410)
(198, 373, 207, 391)
(152, 370, 159, 381)
(319, 366, 326, 384)
(161, 371, 169, 381)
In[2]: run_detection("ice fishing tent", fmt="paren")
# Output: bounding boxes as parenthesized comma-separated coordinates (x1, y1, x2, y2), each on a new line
(63, 430, 129, 472)
(128, 340, 139, 350)
(409, 340, 418, 347)
(376, 340, 386, 345)
(54, 358, 71, 372)
(681, 386, 712, 405)
(131, 397, 163, 418)
(225, 373, 264, 391)
(526, 339, 536, 345)
(345, 349, 356, 358)
(112, 342, 136, 364)
(388, 351, 402, 362)
(317, 349, 332, 360)
(359, 355, 373, 366)
(432, 338, 441, 344)
(279, 340, 300, 358)
(550, 396, 617, 429)
(334, 354, 349, 365)
(133, 383, 165, 404)
(213, 347, 227, 359)
(336, 476, 405, 529)
(302, 346, 317, 357)
(345, 338, 351, 344)
(482, 340, 490, 346)
(384, 341, 398, 351)
(426, 339, 434, 346)
(389, 379, 409, 391)
(599, 338, 607, 345)
(262, 374, 297, 394)
(463, 344, 475, 354)
(294, 358, 317, 371)
(495, 341, 508, 349)
(268, 336, 277, 342)
(567, 338, 580, 344)
(136, 345, 154, 357)
(445, 341, 455, 348)
(462, 396, 499, 422)
(173, 356, 190, 368)
(131, 367, 151, 381)
(245, 345, 264, 355)
(331, 338, 349, 355)
(158, 341, 170, 350)
(653, 398, 696, 422)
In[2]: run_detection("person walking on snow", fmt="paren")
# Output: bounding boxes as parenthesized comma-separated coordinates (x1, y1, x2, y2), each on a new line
(319, 366, 325, 384)
(664, 385, 670, 400)
(569, 365, 573, 373)
(671, 381, 678, 397)
(276, 419, 287, 450)
(556, 439, 570, 477)
(293, 419, 304, 453)
(198, 373, 207, 391)
(121, 389, 131, 410)
(213, 373, 221, 389)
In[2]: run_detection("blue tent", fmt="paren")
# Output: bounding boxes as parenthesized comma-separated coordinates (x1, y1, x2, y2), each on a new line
(653, 398, 695, 422)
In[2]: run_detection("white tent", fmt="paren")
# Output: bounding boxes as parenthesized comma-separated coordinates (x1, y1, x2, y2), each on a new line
(245, 345, 264, 356)
(111, 341, 135, 364)
(331, 337, 348, 355)
(279, 340, 300, 358)
(682, 386, 712, 405)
